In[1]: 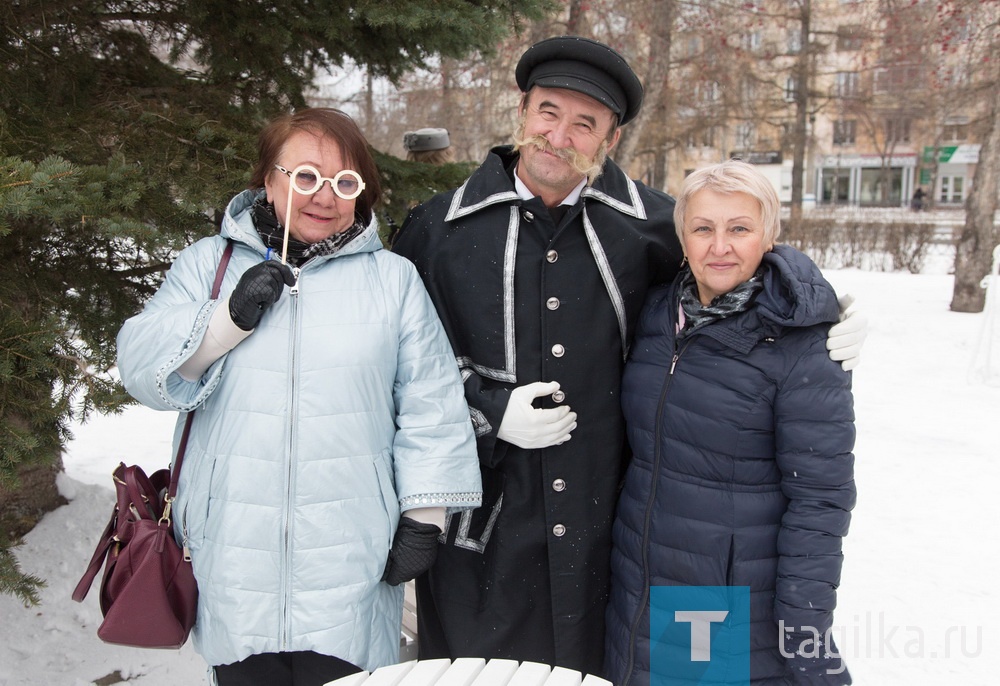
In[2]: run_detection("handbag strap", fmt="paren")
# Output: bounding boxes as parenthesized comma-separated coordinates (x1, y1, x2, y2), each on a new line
(166, 239, 234, 502)
(71, 513, 117, 602)
(122, 464, 165, 521)
(73, 241, 234, 604)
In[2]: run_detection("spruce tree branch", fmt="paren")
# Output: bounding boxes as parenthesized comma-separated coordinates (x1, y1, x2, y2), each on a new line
(0, 171, 76, 189)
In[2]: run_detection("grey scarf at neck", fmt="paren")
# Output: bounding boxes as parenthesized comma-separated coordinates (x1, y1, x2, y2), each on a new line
(676, 265, 764, 337)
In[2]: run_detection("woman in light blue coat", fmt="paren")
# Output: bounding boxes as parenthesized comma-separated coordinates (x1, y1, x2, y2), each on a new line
(117, 108, 482, 686)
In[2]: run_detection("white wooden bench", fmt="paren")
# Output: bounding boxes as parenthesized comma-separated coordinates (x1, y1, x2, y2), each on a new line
(324, 658, 612, 686)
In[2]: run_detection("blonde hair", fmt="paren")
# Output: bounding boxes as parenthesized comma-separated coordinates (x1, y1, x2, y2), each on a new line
(673, 159, 781, 247)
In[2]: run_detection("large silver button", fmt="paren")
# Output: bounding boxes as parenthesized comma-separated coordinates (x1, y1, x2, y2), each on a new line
(546, 250, 558, 263)
(546, 297, 560, 310)
(523, 210, 535, 222)
(552, 478, 566, 492)
(551, 389, 566, 403)
(551, 344, 565, 357)
(553, 524, 566, 537)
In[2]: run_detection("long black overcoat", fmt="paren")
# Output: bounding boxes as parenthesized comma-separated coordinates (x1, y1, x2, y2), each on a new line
(393, 146, 682, 675)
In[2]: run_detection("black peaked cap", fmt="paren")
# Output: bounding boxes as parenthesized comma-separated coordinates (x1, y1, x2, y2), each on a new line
(515, 36, 644, 126)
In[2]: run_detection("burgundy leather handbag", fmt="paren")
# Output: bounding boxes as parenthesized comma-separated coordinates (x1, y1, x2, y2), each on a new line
(72, 240, 233, 648)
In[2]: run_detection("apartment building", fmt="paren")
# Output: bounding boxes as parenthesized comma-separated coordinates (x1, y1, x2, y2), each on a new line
(652, 0, 984, 209)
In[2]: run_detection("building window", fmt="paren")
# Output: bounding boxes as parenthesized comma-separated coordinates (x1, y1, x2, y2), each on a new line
(835, 71, 860, 98)
(734, 123, 756, 150)
(780, 122, 795, 150)
(696, 81, 720, 103)
(742, 31, 762, 52)
(686, 127, 717, 148)
(833, 120, 856, 146)
(939, 175, 965, 204)
(837, 25, 864, 51)
(942, 121, 968, 142)
(886, 118, 911, 143)
(784, 77, 798, 102)
(874, 64, 922, 94)
(822, 168, 851, 204)
(860, 167, 904, 206)
(873, 69, 888, 93)
(787, 29, 802, 54)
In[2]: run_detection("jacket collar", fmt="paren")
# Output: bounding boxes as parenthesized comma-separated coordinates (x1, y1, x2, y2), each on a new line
(670, 245, 840, 354)
(445, 145, 648, 222)
(221, 189, 382, 261)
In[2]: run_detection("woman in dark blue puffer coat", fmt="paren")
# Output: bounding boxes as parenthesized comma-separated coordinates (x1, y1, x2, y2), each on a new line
(605, 160, 856, 686)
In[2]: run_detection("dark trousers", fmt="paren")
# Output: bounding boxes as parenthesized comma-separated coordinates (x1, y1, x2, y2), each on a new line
(214, 651, 361, 686)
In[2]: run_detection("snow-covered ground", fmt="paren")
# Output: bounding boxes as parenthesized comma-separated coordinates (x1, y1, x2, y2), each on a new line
(1, 262, 997, 685)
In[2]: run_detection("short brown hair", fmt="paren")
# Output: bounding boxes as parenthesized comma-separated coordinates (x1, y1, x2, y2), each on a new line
(249, 108, 382, 222)
(406, 148, 456, 165)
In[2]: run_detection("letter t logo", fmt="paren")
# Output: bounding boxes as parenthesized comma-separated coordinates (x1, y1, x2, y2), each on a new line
(674, 610, 729, 661)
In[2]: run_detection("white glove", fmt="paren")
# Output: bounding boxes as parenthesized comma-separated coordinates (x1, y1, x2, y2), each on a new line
(827, 293, 868, 372)
(497, 381, 578, 450)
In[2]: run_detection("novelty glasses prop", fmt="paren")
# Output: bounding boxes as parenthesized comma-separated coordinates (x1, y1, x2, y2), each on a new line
(273, 164, 366, 264)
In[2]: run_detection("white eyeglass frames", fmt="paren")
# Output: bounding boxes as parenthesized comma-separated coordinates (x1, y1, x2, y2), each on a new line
(274, 164, 366, 200)
(272, 164, 366, 264)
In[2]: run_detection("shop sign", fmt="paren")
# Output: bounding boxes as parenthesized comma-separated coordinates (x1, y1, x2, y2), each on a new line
(818, 154, 916, 168)
(729, 150, 783, 165)
(922, 144, 980, 164)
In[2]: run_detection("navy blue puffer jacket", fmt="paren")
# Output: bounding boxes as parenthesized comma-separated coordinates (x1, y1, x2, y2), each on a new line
(605, 245, 856, 686)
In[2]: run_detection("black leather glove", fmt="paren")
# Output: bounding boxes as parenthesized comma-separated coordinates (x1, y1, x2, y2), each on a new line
(228, 261, 295, 331)
(381, 517, 441, 586)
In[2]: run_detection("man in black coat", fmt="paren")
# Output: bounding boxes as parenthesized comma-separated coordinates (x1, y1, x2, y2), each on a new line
(394, 36, 679, 675)
(393, 36, 864, 676)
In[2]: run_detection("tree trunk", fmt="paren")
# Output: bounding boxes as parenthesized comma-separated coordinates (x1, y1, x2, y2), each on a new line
(614, 0, 674, 177)
(566, 0, 588, 35)
(926, 135, 942, 212)
(364, 71, 375, 131)
(788, 0, 811, 229)
(0, 456, 66, 542)
(654, 143, 668, 192)
(951, 76, 1000, 312)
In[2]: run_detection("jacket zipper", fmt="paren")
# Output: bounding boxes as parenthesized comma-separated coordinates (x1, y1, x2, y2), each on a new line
(622, 337, 689, 684)
(181, 510, 191, 561)
(280, 266, 301, 649)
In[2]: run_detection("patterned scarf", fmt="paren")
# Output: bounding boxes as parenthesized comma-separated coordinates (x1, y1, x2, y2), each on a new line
(250, 198, 366, 267)
(676, 265, 765, 337)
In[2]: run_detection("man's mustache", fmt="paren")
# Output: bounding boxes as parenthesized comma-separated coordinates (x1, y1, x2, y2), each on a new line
(520, 134, 590, 167)
(514, 134, 604, 182)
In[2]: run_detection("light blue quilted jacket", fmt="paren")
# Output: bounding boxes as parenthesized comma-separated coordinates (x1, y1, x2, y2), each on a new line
(116, 189, 482, 669)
